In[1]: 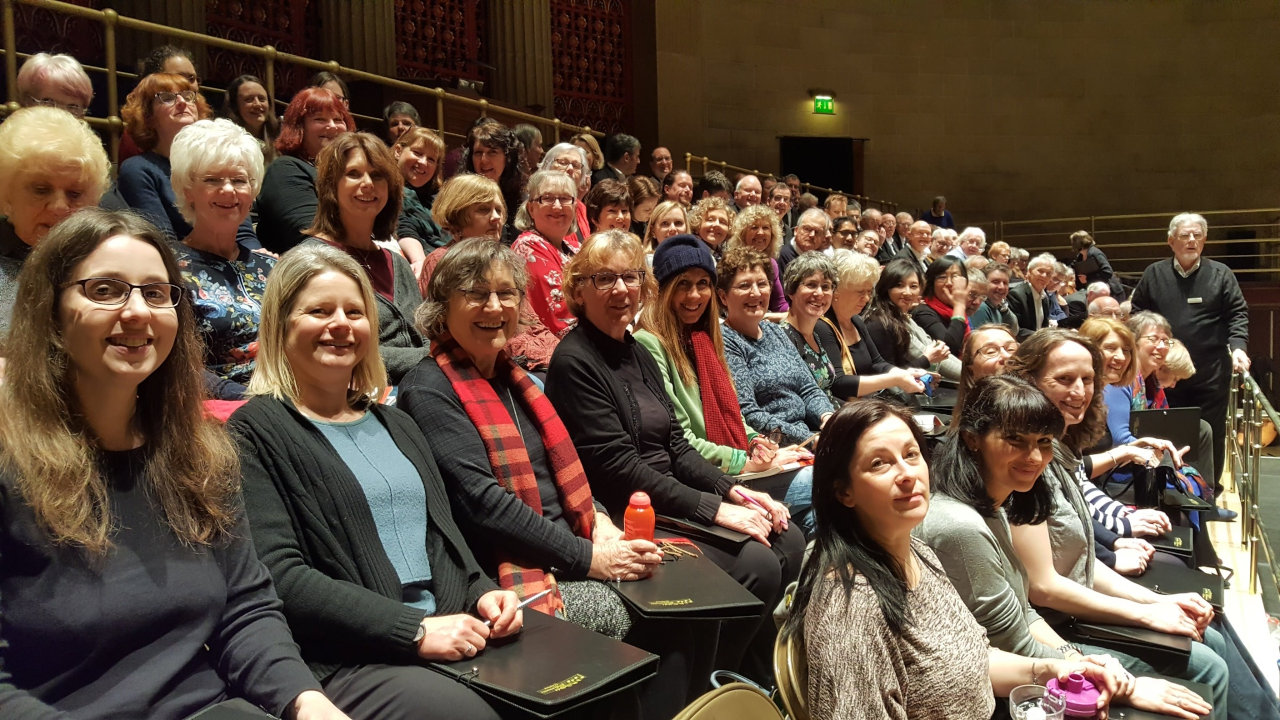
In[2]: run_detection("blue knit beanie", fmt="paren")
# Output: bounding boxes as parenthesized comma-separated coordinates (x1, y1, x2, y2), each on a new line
(652, 234, 717, 287)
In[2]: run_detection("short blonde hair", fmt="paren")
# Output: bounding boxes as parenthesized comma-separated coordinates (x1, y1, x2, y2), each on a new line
(1163, 339, 1196, 381)
(726, 204, 782, 259)
(17, 52, 93, 108)
(393, 126, 446, 191)
(570, 133, 604, 171)
(247, 243, 387, 406)
(1079, 317, 1137, 387)
(0, 106, 110, 206)
(433, 174, 505, 237)
(169, 119, 265, 224)
(563, 229, 654, 318)
(831, 248, 880, 288)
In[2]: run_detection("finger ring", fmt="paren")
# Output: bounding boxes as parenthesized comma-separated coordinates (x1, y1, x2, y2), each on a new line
(465, 643, 476, 655)
(614, 576, 620, 583)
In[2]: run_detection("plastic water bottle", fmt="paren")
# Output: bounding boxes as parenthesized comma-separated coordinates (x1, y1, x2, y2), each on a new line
(623, 492, 655, 542)
(920, 373, 934, 405)
(1046, 673, 1101, 718)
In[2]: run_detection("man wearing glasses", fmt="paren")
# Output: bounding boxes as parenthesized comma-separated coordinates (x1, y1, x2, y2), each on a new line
(1131, 213, 1250, 495)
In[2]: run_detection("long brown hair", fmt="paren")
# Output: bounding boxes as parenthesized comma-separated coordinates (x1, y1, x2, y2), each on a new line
(306, 131, 404, 242)
(1004, 328, 1107, 454)
(637, 266, 730, 387)
(0, 208, 239, 556)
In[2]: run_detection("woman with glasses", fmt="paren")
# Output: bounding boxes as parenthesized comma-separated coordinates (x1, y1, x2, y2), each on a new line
(864, 258, 957, 377)
(16, 52, 93, 119)
(303, 132, 426, 384)
(118, 73, 213, 240)
(169, 119, 271, 400)
(0, 107, 110, 335)
(954, 324, 1020, 411)
(222, 74, 279, 164)
(544, 230, 804, 687)
(230, 243, 520, 720)
(256, 87, 355, 254)
(539, 143, 594, 246)
(910, 254, 970, 356)
(512, 169, 582, 337)
(725, 204, 789, 315)
(0, 208, 349, 720)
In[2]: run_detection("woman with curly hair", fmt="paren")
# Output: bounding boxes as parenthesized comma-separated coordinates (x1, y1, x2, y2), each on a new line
(687, 195, 735, 262)
(726, 203, 788, 314)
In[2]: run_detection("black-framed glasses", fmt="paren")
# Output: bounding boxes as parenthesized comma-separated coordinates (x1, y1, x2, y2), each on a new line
(1139, 334, 1171, 348)
(28, 96, 87, 118)
(583, 270, 645, 290)
(155, 90, 197, 106)
(456, 287, 523, 308)
(533, 194, 575, 208)
(64, 277, 184, 308)
(976, 343, 1019, 359)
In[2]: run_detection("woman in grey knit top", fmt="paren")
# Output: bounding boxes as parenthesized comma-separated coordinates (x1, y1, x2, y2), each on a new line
(785, 398, 1117, 720)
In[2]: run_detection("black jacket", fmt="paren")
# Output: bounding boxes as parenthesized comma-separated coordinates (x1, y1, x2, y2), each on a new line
(1006, 281, 1051, 340)
(229, 396, 496, 681)
(544, 320, 735, 523)
(910, 302, 967, 356)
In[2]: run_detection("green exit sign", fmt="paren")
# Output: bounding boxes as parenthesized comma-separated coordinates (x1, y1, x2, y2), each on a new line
(813, 96, 835, 114)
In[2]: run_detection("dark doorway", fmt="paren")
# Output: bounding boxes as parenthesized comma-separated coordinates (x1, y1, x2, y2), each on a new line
(779, 136, 865, 199)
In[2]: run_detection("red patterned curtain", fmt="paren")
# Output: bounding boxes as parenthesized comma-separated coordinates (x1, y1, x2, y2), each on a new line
(205, 0, 320, 101)
(550, 0, 633, 135)
(395, 0, 490, 87)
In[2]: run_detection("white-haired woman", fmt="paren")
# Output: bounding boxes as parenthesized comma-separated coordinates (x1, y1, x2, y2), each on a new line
(170, 118, 271, 399)
(539, 142, 593, 245)
(512, 169, 582, 336)
(16, 51, 93, 118)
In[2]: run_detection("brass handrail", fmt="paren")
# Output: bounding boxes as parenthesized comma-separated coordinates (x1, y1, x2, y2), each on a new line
(683, 152, 897, 212)
(1229, 371, 1279, 596)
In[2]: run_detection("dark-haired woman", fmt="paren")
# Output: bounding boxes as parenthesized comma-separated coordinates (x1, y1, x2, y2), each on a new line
(302, 131, 426, 383)
(222, 73, 279, 164)
(917, 374, 1213, 719)
(462, 120, 525, 244)
(785, 397, 1118, 720)
(0, 208, 347, 719)
(256, 87, 355, 253)
(1070, 230, 1123, 298)
(864, 258, 958, 378)
(909, 253, 969, 356)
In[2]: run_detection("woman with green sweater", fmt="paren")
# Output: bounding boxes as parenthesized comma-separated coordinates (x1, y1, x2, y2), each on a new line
(634, 235, 814, 533)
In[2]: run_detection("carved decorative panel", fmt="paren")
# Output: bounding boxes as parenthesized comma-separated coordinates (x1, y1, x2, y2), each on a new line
(13, 0, 104, 66)
(395, 0, 489, 87)
(549, 0, 632, 134)
(205, 0, 319, 101)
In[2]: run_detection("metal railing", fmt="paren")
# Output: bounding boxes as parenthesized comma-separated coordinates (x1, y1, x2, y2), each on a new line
(1, 0, 605, 164)
(1228, 370, 1278, 596)
(683, 152, 897, 212)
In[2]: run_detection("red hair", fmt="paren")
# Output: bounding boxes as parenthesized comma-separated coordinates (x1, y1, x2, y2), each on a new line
(121, 73, 212, 152)
(274, 87, 356, 158)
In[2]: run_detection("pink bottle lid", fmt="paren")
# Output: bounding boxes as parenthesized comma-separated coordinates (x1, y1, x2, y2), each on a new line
(628, 492, 651, 508)
(1046, 673, 1101, 718)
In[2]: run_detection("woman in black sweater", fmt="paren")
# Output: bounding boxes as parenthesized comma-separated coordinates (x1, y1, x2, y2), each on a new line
(0, 209, 346, 720)
(230, 243, 521, 720)
(909, 253, 970, 356)
(544, 229, 805, 686)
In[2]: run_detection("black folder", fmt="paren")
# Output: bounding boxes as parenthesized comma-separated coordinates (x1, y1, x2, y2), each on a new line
(430, 610, 658, 718)
(1147, 526, 1194, 559)
(186, 700, 274, 720)
(1132, 562, 1225, 612)
(608, 550, 764, 620)
(1071, 622, 1191, 666)
(656, 514, 750, 549)
(1131, 408, 1202, 458)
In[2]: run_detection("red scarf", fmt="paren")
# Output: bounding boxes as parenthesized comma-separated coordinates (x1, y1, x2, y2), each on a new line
(689, 330, 749, 449)
(432, 333, 595, 617)
(925, 295, 970, 339)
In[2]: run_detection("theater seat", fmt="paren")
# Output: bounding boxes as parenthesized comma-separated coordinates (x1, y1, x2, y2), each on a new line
(671, 682, 785, 720)
(772, 631, 809, 720)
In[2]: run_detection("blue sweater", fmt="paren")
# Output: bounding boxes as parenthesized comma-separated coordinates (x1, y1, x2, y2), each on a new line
(117, 152, 191, 240)
(721, 320, 833, 444)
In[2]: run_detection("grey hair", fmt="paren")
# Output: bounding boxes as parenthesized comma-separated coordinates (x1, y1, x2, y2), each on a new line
(1168, 213, 1208, 237)
(170, 119, 266, 224)
(782, 250, 840, 297)
(539, 142, 590, 195)
(1086, 281, 1110, 297)
(958, 226, 986, 249)
(1010, 247, 1030, 263)
(734, 174, 760, 192)
(967, 269, 987, 286)
(1053, 262, 1071, 276)
(831, 248, 879, 288)
(514, 169, 578, 232)
(415, 237, 529, 340)
(1027, 252, 1057, 271)
(1127, 310, 1172, 338)
(797, 207, 830, 229)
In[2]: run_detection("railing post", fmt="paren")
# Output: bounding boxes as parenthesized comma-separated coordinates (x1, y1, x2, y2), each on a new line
(436, 89, 445, 136)
(263, 45, 276, 108)
(552, 118, 561, 144)
(683, 152, 691, 172)
(103, 7, 120, 167)
(3, 0, 15, 108)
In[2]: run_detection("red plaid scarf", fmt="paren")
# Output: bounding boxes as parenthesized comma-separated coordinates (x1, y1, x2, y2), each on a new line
(432, 333, 595, 617)
(689, 330, 749, 450)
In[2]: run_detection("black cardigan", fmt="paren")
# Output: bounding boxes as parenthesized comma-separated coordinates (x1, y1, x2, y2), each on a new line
(544, 320, 735, 524)
(228, 396, 496, 681)
(812, 315, 892, 400)
(910, 302, 967, 356)
(864, 313, 930, 370)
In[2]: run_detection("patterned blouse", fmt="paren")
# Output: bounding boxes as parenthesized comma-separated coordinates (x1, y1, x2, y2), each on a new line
(512, 230, 580, 337)
(175, 243, 274, 388)
(784, 322, 836, 404)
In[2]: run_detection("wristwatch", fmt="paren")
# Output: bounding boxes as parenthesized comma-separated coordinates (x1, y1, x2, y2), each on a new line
(413, 623, 426, 645)
(1055, 642, 1082, 657)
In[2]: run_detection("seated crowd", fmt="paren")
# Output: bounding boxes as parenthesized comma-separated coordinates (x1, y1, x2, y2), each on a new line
(0, 46, 1265, 720)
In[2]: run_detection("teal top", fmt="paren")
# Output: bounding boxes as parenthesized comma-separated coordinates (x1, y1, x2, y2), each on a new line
(310, 411, 436, 613)
(635, 329, 759, 475)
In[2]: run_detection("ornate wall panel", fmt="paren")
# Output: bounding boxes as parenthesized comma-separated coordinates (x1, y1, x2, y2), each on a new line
(549, 0, 632, 134)
(13, 0, 104, 66)
(205, 0, 319, 100)
(395, 0, 489, 87)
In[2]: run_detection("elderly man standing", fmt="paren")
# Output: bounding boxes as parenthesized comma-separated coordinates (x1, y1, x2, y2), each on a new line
(732, 174, 762, 212)
(1131, 212, 1250, 494)
(1006, 252, 1056, 340)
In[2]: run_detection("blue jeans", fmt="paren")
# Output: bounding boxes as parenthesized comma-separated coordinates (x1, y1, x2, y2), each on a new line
(783, 465, 815, 538)
(1080, 625, 1231, 720)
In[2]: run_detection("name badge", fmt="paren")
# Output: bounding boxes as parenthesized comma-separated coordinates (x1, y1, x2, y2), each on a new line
(1188, 297, 1203, 304)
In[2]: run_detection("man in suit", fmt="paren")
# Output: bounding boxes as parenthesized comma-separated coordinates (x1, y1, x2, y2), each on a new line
(779, 208, 831, 276)
(647, 146, 672, 184)
(1006, 252, 1056, 339)
(590, 133, 640, 186)
(894, 220, 932, 273)
(731, 174, 762, 212)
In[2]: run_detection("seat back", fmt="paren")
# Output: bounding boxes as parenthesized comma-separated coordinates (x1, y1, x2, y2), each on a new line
(672, 682, 785, 720)
(772, 631, 810, 720)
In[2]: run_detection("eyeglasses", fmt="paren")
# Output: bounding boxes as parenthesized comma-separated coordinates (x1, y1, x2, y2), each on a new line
(732, 280, 771, 294)
(154, 90, 197, 106)
(1139, 334, 1171, 348)
(457, 287, 523, 307)
(64, 277, 184, 308)
(551, 157, 584, 172)
(1174, 230, 1204, 241)
(201, 175, 252, 190)
(28, 96, 87, 118)
(976, 343, 1019, 359)
(583, 270, 646, 290)
(533, 194, 575, 208)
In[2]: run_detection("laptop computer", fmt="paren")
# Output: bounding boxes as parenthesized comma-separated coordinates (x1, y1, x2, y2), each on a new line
(1131, 407, 1201, 454)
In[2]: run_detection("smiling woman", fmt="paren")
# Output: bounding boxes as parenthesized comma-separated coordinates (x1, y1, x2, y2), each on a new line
(512, 169, 582, 337)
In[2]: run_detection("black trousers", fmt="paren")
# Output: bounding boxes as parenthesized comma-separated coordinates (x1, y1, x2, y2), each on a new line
(324, 663, 506, 720)
(1164, 363, 1230, 491)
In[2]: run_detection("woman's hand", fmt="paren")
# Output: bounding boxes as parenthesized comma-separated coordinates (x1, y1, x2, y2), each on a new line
(1112, 547, 1149, 576)
(1119, 443, 1160, 468)
(1133, 436, 1189, 468)
(415, 614, 491, 661)
(591, 512, 624, 544)
(588, 538, 663, 582)
(714, 502, 774, 546)
(891, 367, 926, 394)
(1138, 600, 1204, 640)
(730, 486, 790, 534)
(1119, 676, 1213, 720)
(1166, 592, 1214, 631)
(1126, 509, 1172, 537)
(1113, 537, 1155, 559)
(949, 275, 969, 313)
(1049, 656, 1120, 714)
(924, 340, 950, 364)
(476, 589, 524, 639)
(772, 446, 811, 467)
(290, 690, 352, 720)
